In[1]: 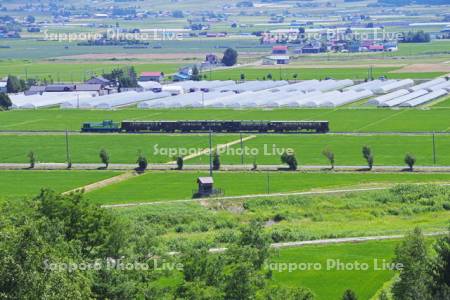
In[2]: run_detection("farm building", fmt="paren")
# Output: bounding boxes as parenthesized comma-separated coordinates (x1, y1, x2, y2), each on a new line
(85, 76, 112, 86)
(139, 72, 164, 82)
(272, 45, 288, 55)
(264, 55, 290, 65)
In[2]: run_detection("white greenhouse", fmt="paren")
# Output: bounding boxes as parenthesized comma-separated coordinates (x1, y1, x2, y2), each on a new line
(399, 89, 448, 107)
(372, 79, 414, 94)
(378, 89, 429, 107)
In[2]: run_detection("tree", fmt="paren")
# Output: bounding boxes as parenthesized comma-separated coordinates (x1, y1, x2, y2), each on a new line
(240, 73, 245, 81)
(191, 65, 201, 81)
(99, 149, 109, 168)
(362, 145, 374, 170)
(322, 148, 335, 169)
(428, 231, 450, 299)
(221, 48, 238, 66)
(293, 73, 298, 80)
(404, 153, 416, 171)
(0, 93, 12, 110)
(212, 151, 220, 170)
(26, 15, 35, 23)
(172, 10, 184, 18)
(342, 289, 358, 300)
(136, 152, 148, 171)
(28, 151, 36, 168)
(6, 75, 25, 93)
(281, 151, 298, 170)
(392, 227, 431, 300)
(262, 286, 314, 300)
(267, 73, 273, 80)
(176, 156, 184, 170)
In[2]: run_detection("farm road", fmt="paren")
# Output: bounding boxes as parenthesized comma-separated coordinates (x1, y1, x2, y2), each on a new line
(2, 163, 450, 172)
(0, 163, 450, 173)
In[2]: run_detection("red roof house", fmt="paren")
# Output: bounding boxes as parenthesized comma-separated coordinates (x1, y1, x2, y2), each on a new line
(139, 72, 164, 82)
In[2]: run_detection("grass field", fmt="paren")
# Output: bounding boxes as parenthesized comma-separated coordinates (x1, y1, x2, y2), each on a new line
(1, 108, 450, 132)
(0, 60, 181, 82)
(0, 134, 240, 163)
(0, 170, 120, 201)
(190, 134, 450, 166)
(271, 240, 399, 300)
(87, 171, 450, 204)
(208, 66, 445, 81)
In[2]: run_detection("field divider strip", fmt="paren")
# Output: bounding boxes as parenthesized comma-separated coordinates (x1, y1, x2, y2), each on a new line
(165, 134, 257, 164)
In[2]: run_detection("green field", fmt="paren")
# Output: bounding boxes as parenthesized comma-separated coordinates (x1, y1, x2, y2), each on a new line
(271, 240, 399, 300)
(208, 66, 445, 81)
(87, 171, 450, 204)
(0, 134, 240, 163)
(190, 134, 450, 166)
(0, 60, 181, 82)
(0, 170, 120, 201)
(1, 108, 450, 132)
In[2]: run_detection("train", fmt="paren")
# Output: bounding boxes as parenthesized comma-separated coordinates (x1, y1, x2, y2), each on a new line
(81, 120, 330, 133)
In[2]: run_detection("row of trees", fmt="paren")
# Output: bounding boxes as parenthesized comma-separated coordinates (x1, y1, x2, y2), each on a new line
(24, 147, 418, 171)
(280, 146, 417, 171)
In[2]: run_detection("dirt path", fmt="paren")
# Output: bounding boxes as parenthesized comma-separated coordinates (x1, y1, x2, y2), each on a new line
(62, 135, 258, 194)
(166, 134, 257, 164)
(209, 232, 447, 253)
(63, 171, 139, 194)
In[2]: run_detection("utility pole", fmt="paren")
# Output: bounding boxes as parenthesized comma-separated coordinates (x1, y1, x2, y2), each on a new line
(65, 129, 70, 165)
(240, 132, 244, 165)
(209, 130, 213, 177)
(432, 132, 436, 165)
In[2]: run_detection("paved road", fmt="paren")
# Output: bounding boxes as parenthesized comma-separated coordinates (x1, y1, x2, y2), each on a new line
(2, 162, 450, 172)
